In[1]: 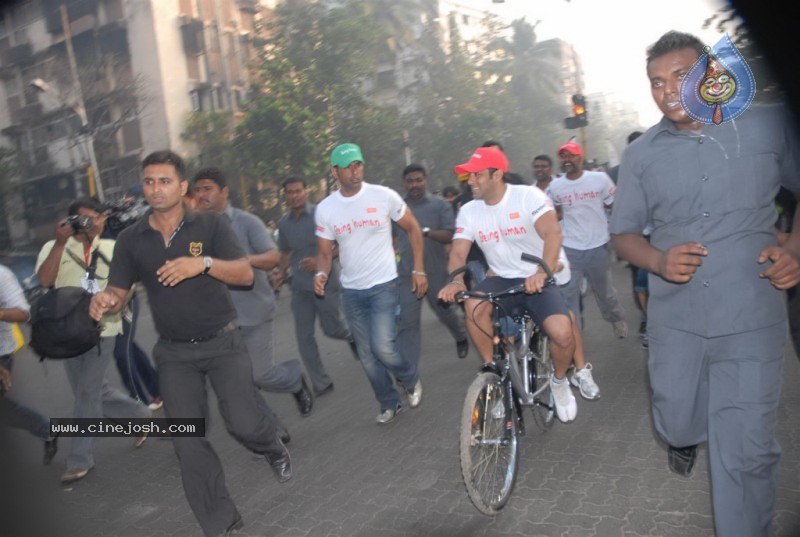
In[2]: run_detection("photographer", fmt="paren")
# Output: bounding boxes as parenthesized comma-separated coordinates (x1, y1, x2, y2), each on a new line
(35, 198, 151, 484)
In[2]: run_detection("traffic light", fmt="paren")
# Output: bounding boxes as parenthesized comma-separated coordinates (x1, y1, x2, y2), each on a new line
(564, 94, 588, 129)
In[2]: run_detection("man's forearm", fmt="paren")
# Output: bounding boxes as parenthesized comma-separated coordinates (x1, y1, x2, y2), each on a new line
(36, 243, 65, 287)
(612, 233, 663, 275)
(208, 257, 254, 286)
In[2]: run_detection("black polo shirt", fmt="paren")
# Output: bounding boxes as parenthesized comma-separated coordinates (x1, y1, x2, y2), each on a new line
(109, 210, 246, 340)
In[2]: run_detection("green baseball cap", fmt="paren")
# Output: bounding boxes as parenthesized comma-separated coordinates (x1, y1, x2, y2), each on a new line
(330, 143, 364, 168)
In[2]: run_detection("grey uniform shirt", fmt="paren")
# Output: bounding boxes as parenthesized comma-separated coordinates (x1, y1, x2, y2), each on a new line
(224, 205, 277, 326)
(610, 105, 800, 337)
(395, 192, 455, 278)
(277, 203, 341, 293)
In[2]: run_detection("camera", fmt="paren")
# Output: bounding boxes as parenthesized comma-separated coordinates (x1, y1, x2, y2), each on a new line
(66, 214, 93, 233)
(104, 196, 148, 238)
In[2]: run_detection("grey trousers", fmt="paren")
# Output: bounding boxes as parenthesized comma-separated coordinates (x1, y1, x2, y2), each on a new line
(562, 243, 625, 329)
(648, 322, 786, 537)
(241, 321, 302, 393)
(153, 328, 283, 537)
(63, 340, 151, 470)
(290, 287, 351, 393)
(398, 274, 467, 370)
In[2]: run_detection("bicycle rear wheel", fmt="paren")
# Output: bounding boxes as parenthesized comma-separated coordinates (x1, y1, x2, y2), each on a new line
(460, 371, 520, 515)
(531, 333, 555, 428)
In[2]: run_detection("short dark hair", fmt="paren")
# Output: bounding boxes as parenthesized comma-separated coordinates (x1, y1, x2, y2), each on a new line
(142, 150, 187, 180)
(441, 186, 459, 197)
(193, 167, 227, 189)
(281, 176, 307, 190)
(646, 31, 704, 66)
(627, 131, 644, 145)
(481, 140, 504, 151)
(402, 163, 427, 178)
(532, 155, 552, 166)
(68, 198, 104, 216)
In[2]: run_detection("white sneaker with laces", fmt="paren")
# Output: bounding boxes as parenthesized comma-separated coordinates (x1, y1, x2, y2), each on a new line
(407, 380, 423, 408)
(550, 377, 577, 423)
(376, 405, 403, 424)
(613, 320, 628, 339)
(570, 363, 600, 400)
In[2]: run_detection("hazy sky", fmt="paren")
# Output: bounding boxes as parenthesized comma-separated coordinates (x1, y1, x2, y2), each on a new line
(457, 0, 731, 127)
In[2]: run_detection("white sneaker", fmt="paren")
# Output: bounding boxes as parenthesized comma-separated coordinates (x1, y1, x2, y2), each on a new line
(550, 377, 577, 423)
(613, 320, 628, 339)
(570, 363, 600, 400)
(376, 405, 404, 424)
(407, 380, 423, 408)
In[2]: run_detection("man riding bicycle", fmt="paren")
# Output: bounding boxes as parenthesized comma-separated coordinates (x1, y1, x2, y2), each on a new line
(438, 146, 580, 422)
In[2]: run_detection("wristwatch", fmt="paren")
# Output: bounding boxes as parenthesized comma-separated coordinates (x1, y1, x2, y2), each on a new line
(422, 227, 431, 237)
(202, 256, 213, 275)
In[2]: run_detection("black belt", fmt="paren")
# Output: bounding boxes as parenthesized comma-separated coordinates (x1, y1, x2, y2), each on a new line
(160, 321, 238, 344)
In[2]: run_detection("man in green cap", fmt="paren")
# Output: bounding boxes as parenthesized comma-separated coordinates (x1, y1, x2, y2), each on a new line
(314, 143, 427, 424)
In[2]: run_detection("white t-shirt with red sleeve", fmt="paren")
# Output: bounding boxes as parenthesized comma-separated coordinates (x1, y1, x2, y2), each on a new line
(315, 182, 407, 290)
(546, 170, 616, 250)
(455, 184, 571, 285)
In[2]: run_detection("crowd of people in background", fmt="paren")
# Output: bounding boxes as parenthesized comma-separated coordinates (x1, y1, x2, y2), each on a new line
(1, 29, 798, 537)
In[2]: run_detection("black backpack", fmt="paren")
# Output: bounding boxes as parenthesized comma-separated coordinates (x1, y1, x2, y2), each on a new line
(29, 249, 105, 360)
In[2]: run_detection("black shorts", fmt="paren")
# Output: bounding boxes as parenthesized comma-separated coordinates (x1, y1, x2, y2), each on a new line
(473, 276, 570, 327)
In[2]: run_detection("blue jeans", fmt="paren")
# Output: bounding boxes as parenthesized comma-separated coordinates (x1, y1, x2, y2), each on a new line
(341, 279, 418, 412)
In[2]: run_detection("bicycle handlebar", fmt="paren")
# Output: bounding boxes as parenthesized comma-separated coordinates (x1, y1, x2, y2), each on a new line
(446, 254, 557, 302)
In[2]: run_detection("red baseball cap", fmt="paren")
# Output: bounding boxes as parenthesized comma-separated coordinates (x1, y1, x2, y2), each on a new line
(453, 147, 509, 174)
(558, 141, 583, 157)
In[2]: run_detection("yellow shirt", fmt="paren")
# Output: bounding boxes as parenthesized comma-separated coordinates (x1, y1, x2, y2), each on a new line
(35, 236, 122, 337)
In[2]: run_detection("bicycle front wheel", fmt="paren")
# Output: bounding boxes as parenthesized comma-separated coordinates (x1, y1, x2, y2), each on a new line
(460, 371, 520, 515)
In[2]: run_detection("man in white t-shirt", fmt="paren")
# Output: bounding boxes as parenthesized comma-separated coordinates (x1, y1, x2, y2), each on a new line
(548, 141, 627, 338)
(314, 143, 427, 424)
(438, 146, 579, 423)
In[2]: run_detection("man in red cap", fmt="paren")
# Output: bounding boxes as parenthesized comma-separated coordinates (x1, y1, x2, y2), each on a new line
(438, 146, 579, 422)
(549, 141, 628, 340)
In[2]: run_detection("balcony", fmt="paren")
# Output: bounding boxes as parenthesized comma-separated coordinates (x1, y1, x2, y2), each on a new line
(180, 17, 205, 56)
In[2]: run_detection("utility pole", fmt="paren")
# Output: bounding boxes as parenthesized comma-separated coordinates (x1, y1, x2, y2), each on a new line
(60, 3, 104, 202)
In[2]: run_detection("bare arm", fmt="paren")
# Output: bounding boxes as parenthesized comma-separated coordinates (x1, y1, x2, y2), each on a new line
(155, 256, 253, 287)
(757, 191, 800, 289)
(89, 285, 131, 321)
(426, 228, 455, 245)
(438, 238, 472, 303)
(530, 211, 564, 293)
(612, 233, 707, 284)
(396, 210, 428, 298)
(314, 237, 335, 296)
(0, 307, 29, 323)
(36, 221, 74, 287)
(248, 249, 280, 271)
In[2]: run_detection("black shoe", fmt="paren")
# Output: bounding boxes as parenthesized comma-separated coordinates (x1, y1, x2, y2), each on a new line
(277, 427, 291, 445)
(456, 339, 469, 359)
(348, 338, 359, 360)
(668, 445, 698, 477)
(265, 439, 292, 483)
(316, 382, 334, 397)
(43, 435, 58, 466)
(292, 374, 314, 417)
(223, 515, 243, 536)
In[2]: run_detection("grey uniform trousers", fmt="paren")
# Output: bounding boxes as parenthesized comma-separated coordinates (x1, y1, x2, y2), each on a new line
(562, 243, 625, 329)
(63, 340, 151, 471)
(290, 287, 351, 394)
(241, 321, 302, 393)
(648, 321, 786, 537)
(153, 328, 283, 537)
(397, 273, 467, 370)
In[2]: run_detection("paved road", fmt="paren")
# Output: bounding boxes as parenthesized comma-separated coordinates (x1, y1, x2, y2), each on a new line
(3, 262, 800, 536)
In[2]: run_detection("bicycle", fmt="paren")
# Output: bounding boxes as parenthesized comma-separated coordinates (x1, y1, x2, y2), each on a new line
(451, 253, 557, 515)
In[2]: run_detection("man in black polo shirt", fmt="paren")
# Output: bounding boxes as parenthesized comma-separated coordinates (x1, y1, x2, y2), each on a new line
(89, 150, 291, 537)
